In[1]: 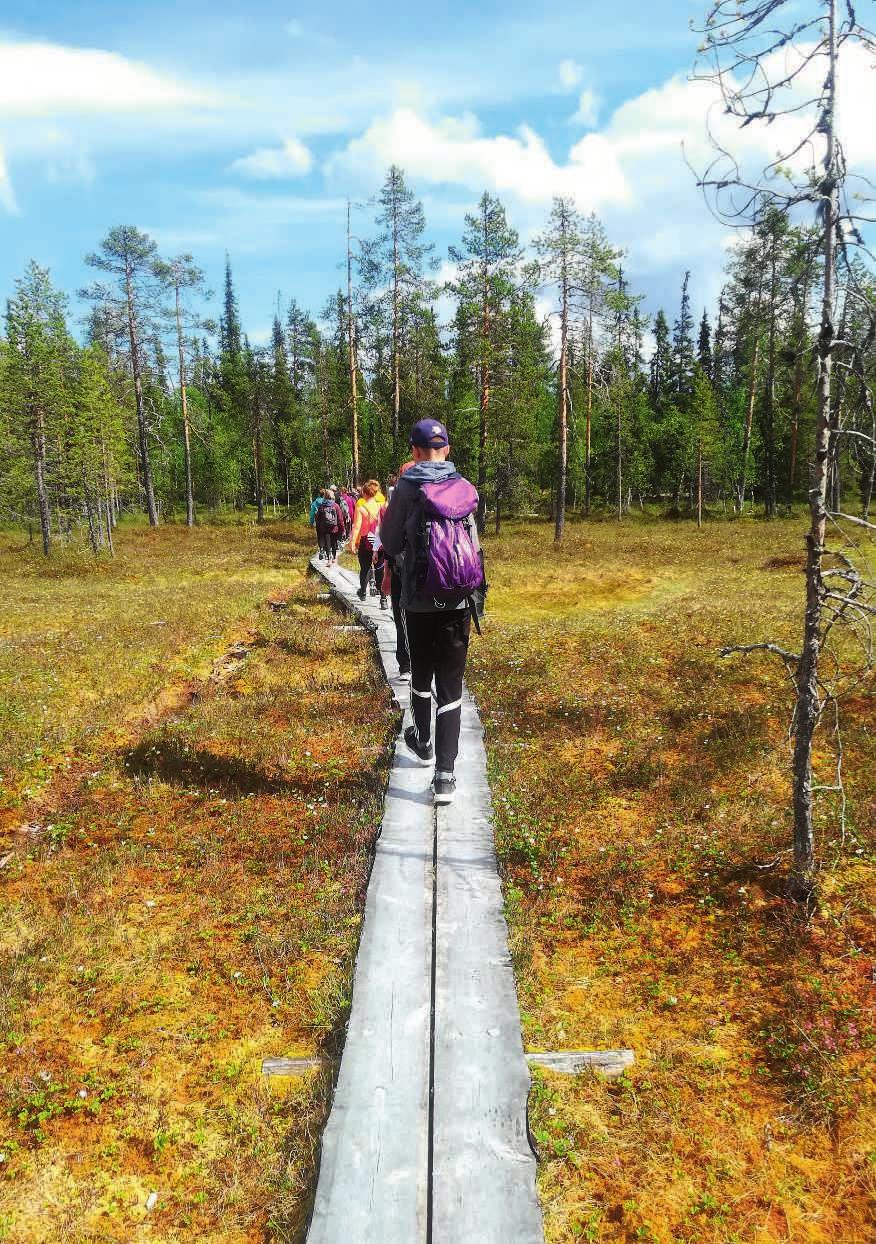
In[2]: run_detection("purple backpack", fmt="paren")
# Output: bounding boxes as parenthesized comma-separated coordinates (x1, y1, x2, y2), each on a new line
(416, 476, 483, 605)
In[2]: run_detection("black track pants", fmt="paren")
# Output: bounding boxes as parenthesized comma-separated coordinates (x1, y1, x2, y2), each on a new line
(318, 530, 338, 559)
(404, 610, 471, 774)
(390, 567, 410, 673)
(357, 545, 373, 594)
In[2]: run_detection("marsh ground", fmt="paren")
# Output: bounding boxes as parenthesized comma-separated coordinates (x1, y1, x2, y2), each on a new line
(467, 515, 874, 1243)
(1, 513, 872, 1243)
(0, 520, 395, 1242)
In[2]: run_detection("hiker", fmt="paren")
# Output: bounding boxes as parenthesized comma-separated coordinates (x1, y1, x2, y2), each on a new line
(350, 480, 386, 599)
(314, 489, 342, 563)
(380, 420, 485, 804)
(308, 490, 325, 528)
(335, 490, 353, 544)
(372, 531, 390, 611)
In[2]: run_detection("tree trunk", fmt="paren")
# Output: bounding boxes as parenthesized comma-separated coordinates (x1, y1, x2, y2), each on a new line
(347, 201, 361, 481)
(827, 293, 848, 515)
(391, 200, 401, 442)
(697, 439, 703, 529)
(787, 262, 812, 508)
(555, 247, 569, 545)
(254, 396, 265, 525)
(82, 466, 100, 555)
(791, 0, 838, 895)
(738, 337, 760, 514)
(175, 285, 195, 528)
(126, 263, 158, 526)
(585, 298, 594, 517)
(764, 239, 778, 518)
(616, 396, 623, 522)
(31, 405, 51, 557)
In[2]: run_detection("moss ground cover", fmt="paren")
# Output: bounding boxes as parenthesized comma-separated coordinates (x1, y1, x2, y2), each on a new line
(0, 518, 307, 811)
(0, 521, 395, 1241)
(468, 516, 874, 1244)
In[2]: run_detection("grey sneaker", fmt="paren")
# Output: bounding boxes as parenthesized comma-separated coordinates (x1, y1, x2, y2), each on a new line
(432, 774, 457, 805)
(403, 725, 433, 763)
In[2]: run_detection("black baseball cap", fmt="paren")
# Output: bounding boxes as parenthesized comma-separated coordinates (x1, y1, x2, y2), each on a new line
(410, 419, 449, 448)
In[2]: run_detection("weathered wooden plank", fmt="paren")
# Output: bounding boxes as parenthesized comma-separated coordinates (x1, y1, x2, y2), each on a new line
(308, 556, 544, 1244)
(262, 1056, 323, 1076)
(526, 1050, 635, 1078)
(432, 690, 544, 1243)
(305, 557, 432, 1243)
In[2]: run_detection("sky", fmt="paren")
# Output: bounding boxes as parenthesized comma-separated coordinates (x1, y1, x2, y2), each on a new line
(1, 1, 874, 347)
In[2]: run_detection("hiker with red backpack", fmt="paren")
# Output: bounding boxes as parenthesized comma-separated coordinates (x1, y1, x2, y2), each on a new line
(379, 420, 485, 805)
(350, 480, 386, 599)
(314, 489, 342, 564)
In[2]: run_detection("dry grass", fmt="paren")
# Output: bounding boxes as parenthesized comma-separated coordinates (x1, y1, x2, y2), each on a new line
(469, 515, 874, 1244)
(0, 518, 301, 810)
(0, 520, 396, 1242)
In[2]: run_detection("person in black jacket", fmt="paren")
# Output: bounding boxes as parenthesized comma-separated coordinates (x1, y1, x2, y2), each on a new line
(379, 420, 481, 805)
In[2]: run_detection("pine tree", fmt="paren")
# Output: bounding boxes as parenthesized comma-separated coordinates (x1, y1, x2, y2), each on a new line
(536, 196, 588, 542)
(449, 192, 529, 531)
(359, 166, 434, 444)
(83, 226, 162, 525)
(153, 253, 209, 526)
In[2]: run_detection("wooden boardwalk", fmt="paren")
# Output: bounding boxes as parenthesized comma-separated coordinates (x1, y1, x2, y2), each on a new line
(305, 556, 543, 1244)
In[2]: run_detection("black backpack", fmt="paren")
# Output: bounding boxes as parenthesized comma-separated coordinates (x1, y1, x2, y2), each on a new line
(317, 501, 339, 533)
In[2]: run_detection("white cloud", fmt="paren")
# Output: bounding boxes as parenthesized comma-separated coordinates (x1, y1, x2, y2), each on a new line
(229, 137, 313, 179)
(558, 58, 583, 90)
(0, 40, 213, 116)
(571, 88, 600, 128)
(326, 108, 630, 210)
(0, 142, 19, 214)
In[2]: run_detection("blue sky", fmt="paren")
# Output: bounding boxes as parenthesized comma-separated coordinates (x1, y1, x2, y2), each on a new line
(1, 2, 873, 346)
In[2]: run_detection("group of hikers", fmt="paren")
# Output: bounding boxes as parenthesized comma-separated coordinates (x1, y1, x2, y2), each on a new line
(309, 420, 485, 805)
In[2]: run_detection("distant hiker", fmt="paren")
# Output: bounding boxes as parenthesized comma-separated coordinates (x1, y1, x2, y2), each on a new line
(308, 491, 325, 527)
(335, 490, 353, 543)
(315, 489, 342, 564)
(372, 528, 391, 612)
(380, 420, 485, 804)
(350, 480, 386, 599)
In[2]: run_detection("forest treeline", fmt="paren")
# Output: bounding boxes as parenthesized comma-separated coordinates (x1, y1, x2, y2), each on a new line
(1, 166, 875, 555)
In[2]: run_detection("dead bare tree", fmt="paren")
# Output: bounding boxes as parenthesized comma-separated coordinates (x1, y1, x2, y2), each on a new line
(695, 0, 876, 896)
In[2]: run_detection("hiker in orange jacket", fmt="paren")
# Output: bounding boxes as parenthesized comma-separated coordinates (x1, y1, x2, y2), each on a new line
(350, 480, 386, 599)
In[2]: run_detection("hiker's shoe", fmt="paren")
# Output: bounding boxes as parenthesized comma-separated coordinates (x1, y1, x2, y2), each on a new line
(397, 668, 411, 682)
(356, 588, 366, 601)
(380, 595, 389, 610)
(432, 773, 457, 805)
(404, 725, 433, 763)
